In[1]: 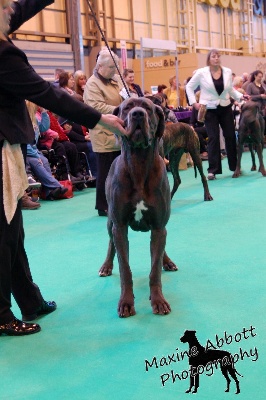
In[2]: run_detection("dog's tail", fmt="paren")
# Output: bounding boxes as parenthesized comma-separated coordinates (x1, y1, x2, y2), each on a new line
(234, 369, 243, 378)
(230, 355, 243, 378)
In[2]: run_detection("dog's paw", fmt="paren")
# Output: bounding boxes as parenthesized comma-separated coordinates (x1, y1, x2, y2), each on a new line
(163, 260, 178, 271)
(118, 304, 136, 318)
(232, 171, 241, 178)
(258, 167, 266, 176)
(204, 193, 213, 201)
(163, 253, 178, 271)
(99, 263, 113, 277)
(150, 292, 171, 315)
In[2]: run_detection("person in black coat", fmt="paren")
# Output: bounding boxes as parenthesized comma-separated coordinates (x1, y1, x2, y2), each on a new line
(0, 0, 125, 336)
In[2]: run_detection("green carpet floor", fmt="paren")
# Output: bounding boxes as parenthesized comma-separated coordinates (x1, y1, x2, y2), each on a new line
(0, 151, 265, 400)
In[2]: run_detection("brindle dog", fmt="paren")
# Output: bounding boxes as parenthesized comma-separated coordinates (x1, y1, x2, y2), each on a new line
(163, 122, 213, 200)
(233, 100, 266, 178)
(99, 97, 177, 318)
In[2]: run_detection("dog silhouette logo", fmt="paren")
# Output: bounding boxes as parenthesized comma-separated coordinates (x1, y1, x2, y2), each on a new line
(180, 330, 242, 394)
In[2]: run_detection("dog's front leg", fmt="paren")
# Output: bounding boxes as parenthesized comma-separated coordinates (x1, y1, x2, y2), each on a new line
(113, 224, 136, 318)
(99, 219, 116, 276)
(185, 375, 195, 393)
(150, 228, 171, 315)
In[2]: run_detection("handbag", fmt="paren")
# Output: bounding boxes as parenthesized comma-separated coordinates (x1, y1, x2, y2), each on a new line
(59, 180, 73, 199)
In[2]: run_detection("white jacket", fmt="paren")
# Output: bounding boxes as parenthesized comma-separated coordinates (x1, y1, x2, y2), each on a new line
(186, 66, 243, 109)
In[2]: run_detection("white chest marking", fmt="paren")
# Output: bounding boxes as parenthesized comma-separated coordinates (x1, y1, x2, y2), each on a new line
(134, 200, 148, 222)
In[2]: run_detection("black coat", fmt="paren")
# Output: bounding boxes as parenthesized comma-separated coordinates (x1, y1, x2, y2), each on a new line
(0, 0, 102, 145)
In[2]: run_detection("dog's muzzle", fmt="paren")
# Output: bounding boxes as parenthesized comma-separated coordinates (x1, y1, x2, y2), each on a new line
(126, 107, 152, 148)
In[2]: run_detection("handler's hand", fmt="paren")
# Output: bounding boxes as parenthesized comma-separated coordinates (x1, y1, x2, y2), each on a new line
(99, 114, 126, 137)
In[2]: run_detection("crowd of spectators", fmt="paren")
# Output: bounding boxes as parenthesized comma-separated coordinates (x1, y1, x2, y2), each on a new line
(23, 50, 266, 211)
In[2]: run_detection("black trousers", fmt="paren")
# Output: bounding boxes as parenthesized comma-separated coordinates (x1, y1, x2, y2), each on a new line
(95, 151, 120, 211)
(194, 126, 208, 153)
(52, 140, 80, 176)
(205, 104, 237, 174)
(0, 143, 43, 324)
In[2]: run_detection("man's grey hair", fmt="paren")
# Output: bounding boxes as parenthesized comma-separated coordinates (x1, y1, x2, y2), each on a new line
(96, 48, 119, 68)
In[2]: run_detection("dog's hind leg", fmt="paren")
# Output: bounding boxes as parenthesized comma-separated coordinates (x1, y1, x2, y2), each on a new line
(249, 144, 257, 171)
(227, 365, 240, 394)
(233, 141, 244, 178)
(162, 251, 178, 271)
(256, 143, 266, 176)
(99, 219, 116, 277)
(169, 148, 184, 199)
(221, 366, 233, 393)
(190, 149, 213, 201)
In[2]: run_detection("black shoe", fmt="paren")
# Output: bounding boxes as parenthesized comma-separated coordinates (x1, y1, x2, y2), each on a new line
(75, 172, 85, 180)
(59, 187, 68, 197)
(22, 300, 57, 321)
(0, 317, 41, 336)
(47, 187, 68, 200)
(98, 210, 108, 217)
(47, 187, 61, 200)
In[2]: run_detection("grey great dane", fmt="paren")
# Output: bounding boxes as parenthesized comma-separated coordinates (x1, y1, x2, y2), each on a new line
(99, 97, 177, 318)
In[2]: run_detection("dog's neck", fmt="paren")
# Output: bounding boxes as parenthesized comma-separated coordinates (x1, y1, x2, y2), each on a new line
(187, 336, 205, 352)
(122, 139, 160, 188)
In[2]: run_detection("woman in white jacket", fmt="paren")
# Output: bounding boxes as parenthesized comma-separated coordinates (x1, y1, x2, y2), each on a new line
(186, 49, 249, 180)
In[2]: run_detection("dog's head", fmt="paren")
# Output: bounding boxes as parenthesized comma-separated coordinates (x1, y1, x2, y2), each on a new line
(180, 330, 197, 343)
(113, 97, 165, 148)
(240, 101, 260, 123)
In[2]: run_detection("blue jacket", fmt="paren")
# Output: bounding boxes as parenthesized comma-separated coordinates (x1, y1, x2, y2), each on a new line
(26, 112, 50, 158)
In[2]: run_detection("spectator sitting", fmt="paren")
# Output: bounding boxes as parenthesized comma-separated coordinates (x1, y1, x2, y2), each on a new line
(59, 71, 83, 102)
(58, 117, 97, 178)
(52, 68, 65, 88)
(47, 111, 84, 182)
(74, 70, 87, 99)
(25, 101, 68, 200)
(149, 94, 178, 124)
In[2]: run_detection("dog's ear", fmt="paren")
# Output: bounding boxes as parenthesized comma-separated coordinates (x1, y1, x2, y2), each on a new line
(155, 105, 165, 138)
(113, 106, 120, 116)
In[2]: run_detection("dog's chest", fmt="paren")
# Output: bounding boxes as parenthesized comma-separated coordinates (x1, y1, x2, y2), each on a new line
(133, 200, 148, 222)
(129, 199, 152, 232)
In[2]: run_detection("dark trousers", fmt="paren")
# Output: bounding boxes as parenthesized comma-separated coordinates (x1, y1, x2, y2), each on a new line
(95, 151, 120, 211)
(0, 143, 43, 324)
(194, 126, 208, 153)
(205, 104, 237, 174)
(52, 140, 80, 176)
(74, 142, 97, 178)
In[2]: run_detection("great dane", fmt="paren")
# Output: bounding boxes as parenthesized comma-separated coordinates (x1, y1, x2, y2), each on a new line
(99, 97, 177, 318)
(233, 100, 266, 178)
(180, 330, 241, 394)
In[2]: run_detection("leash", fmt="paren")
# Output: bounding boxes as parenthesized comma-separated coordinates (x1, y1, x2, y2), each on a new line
(85, 0, 130, 98)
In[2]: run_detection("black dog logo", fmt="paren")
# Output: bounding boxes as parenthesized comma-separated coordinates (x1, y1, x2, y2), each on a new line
(180, 330, 242, 394)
